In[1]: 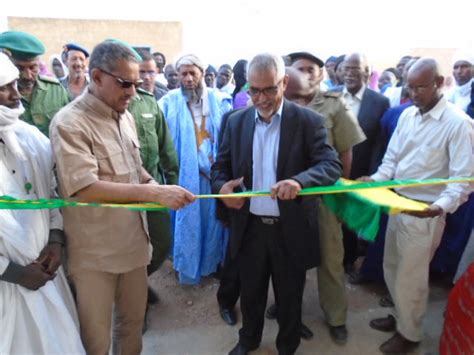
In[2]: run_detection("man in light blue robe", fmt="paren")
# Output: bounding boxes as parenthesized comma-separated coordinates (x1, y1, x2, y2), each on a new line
(159, 54, 232, 284)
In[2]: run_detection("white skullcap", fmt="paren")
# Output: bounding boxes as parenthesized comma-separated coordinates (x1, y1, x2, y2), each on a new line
(452, 50, 474, 67)
(176, 54, 204, 72)
(0, 52, 19, 87)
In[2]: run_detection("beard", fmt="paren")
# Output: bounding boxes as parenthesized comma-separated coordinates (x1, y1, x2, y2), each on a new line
(181, 82, 203, 103)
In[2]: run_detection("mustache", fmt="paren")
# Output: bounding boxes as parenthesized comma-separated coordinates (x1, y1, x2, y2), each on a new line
(17, 78, 35, 89)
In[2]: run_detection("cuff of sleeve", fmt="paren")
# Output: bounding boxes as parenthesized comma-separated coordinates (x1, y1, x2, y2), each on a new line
(64, 174, 98, 198)
(290, 173, 310, 188)
(433, 197, 453, 214)
(213, 181, 226, 195)
(0, 262, 25, 284)
(290, 178, 304, 188)
(370, 172, 389, 182)
(48, 229, 66, 246)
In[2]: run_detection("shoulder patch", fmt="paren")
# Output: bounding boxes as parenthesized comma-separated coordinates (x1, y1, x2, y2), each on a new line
(38, 75, 61, 85)
(323, 91, 342, 98)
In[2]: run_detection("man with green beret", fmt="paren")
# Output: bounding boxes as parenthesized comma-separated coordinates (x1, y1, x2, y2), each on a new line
(0, 31, 69, 137)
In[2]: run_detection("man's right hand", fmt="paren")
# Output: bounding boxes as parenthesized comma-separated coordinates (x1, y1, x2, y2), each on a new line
(219, 177, 246, 210)
(148, 185, 196, 210)
(18, 263, 56, 290)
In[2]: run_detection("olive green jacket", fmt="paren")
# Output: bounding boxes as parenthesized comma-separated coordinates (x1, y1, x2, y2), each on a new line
(20, 75, 70, 137)
(128, 89, 179, 185)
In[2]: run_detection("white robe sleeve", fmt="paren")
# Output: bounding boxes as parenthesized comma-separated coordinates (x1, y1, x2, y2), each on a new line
(0, 254, 9, 275)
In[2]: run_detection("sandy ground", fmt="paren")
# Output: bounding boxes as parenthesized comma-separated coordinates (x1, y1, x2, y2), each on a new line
(142, 260, 450, 355)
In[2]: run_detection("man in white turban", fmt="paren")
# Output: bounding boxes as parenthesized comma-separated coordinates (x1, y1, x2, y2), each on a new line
(446, 50, 474, 112)
(0, 52, 85, 354)
(158, 54, 233, 284)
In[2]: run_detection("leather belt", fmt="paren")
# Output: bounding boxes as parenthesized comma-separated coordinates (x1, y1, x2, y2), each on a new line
(250, 213, 280, 225)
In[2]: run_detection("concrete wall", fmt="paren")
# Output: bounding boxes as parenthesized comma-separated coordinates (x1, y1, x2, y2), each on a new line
(8, 17, 182, 66)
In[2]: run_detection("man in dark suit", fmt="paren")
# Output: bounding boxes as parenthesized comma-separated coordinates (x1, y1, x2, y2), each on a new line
(211, 53, 342, 355)
(341, 53, 390, 271)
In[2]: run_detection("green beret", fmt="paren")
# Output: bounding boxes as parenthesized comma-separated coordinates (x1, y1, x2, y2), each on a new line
(0, 31, 45, 61)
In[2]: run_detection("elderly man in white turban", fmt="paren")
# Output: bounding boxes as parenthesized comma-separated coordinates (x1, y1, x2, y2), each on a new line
(446, 51, 474, 112)
(159, 54, 232, 284)
(0, 52, 85, 354)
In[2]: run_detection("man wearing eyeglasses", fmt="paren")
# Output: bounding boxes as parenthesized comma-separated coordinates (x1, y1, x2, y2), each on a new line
(212, 53, 341, 355)
(50, 41, 195, 355)
(0, 31, 70, 137)
(341, 53, 390, 274)
(264, 53, 366, 345)
(361, 58, 474, 354)
(159, 54, 232, 284)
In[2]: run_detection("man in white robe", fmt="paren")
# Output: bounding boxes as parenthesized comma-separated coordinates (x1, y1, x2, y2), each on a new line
(446, 51, 473, 112)
(0, 52, 84, 354)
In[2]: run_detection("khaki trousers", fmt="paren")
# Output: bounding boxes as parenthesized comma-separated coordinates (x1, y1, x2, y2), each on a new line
(317, 203, 348, 326)
(384, 213, 445, 342)
(70, 266, 147, 355)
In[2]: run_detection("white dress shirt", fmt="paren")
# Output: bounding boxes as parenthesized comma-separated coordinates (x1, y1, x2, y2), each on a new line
(249, 102, 284, 216)
(371, 96, 474, 213)
(343, 85, 366, 117)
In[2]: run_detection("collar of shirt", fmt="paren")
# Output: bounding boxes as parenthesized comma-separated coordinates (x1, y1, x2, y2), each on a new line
(254, 99, 284, 124)
(343, 84, 366, 101)
(84, 90, 121, 121)
(415, 95, 448, 121)
(35, 77, 47, 91)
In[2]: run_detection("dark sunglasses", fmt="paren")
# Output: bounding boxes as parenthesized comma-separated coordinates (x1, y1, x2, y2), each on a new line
(99, 68, 143, 89)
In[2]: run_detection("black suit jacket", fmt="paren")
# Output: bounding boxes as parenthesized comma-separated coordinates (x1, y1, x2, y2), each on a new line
(350, 88, 390, 179)
(211, 100, 342, 270)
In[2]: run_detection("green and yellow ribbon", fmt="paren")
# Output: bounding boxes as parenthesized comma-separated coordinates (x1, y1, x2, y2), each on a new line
(1, 177, 472, 241)
(1, 177, 471, 211)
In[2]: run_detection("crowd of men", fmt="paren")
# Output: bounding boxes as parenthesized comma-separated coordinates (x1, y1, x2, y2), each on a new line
(0, 29, 473, 355)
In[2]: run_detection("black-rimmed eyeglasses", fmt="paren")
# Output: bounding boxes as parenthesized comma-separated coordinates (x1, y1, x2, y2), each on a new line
(99, 68, 143, 89)
(248, 79, 283, 97)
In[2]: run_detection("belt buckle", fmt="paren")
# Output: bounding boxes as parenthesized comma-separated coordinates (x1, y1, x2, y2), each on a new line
(261, 217, 275, 225)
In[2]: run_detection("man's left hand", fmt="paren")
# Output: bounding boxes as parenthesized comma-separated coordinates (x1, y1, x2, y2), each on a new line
(36, 243, 63, 275)
(271, 179, 301, 200)
(404, 204, 444, 218)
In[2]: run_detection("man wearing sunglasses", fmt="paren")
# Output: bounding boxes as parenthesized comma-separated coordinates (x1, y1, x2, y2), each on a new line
(0, 31, 70, 137)
(212, 53, 341, 355)
(50, 41, 194, 355)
